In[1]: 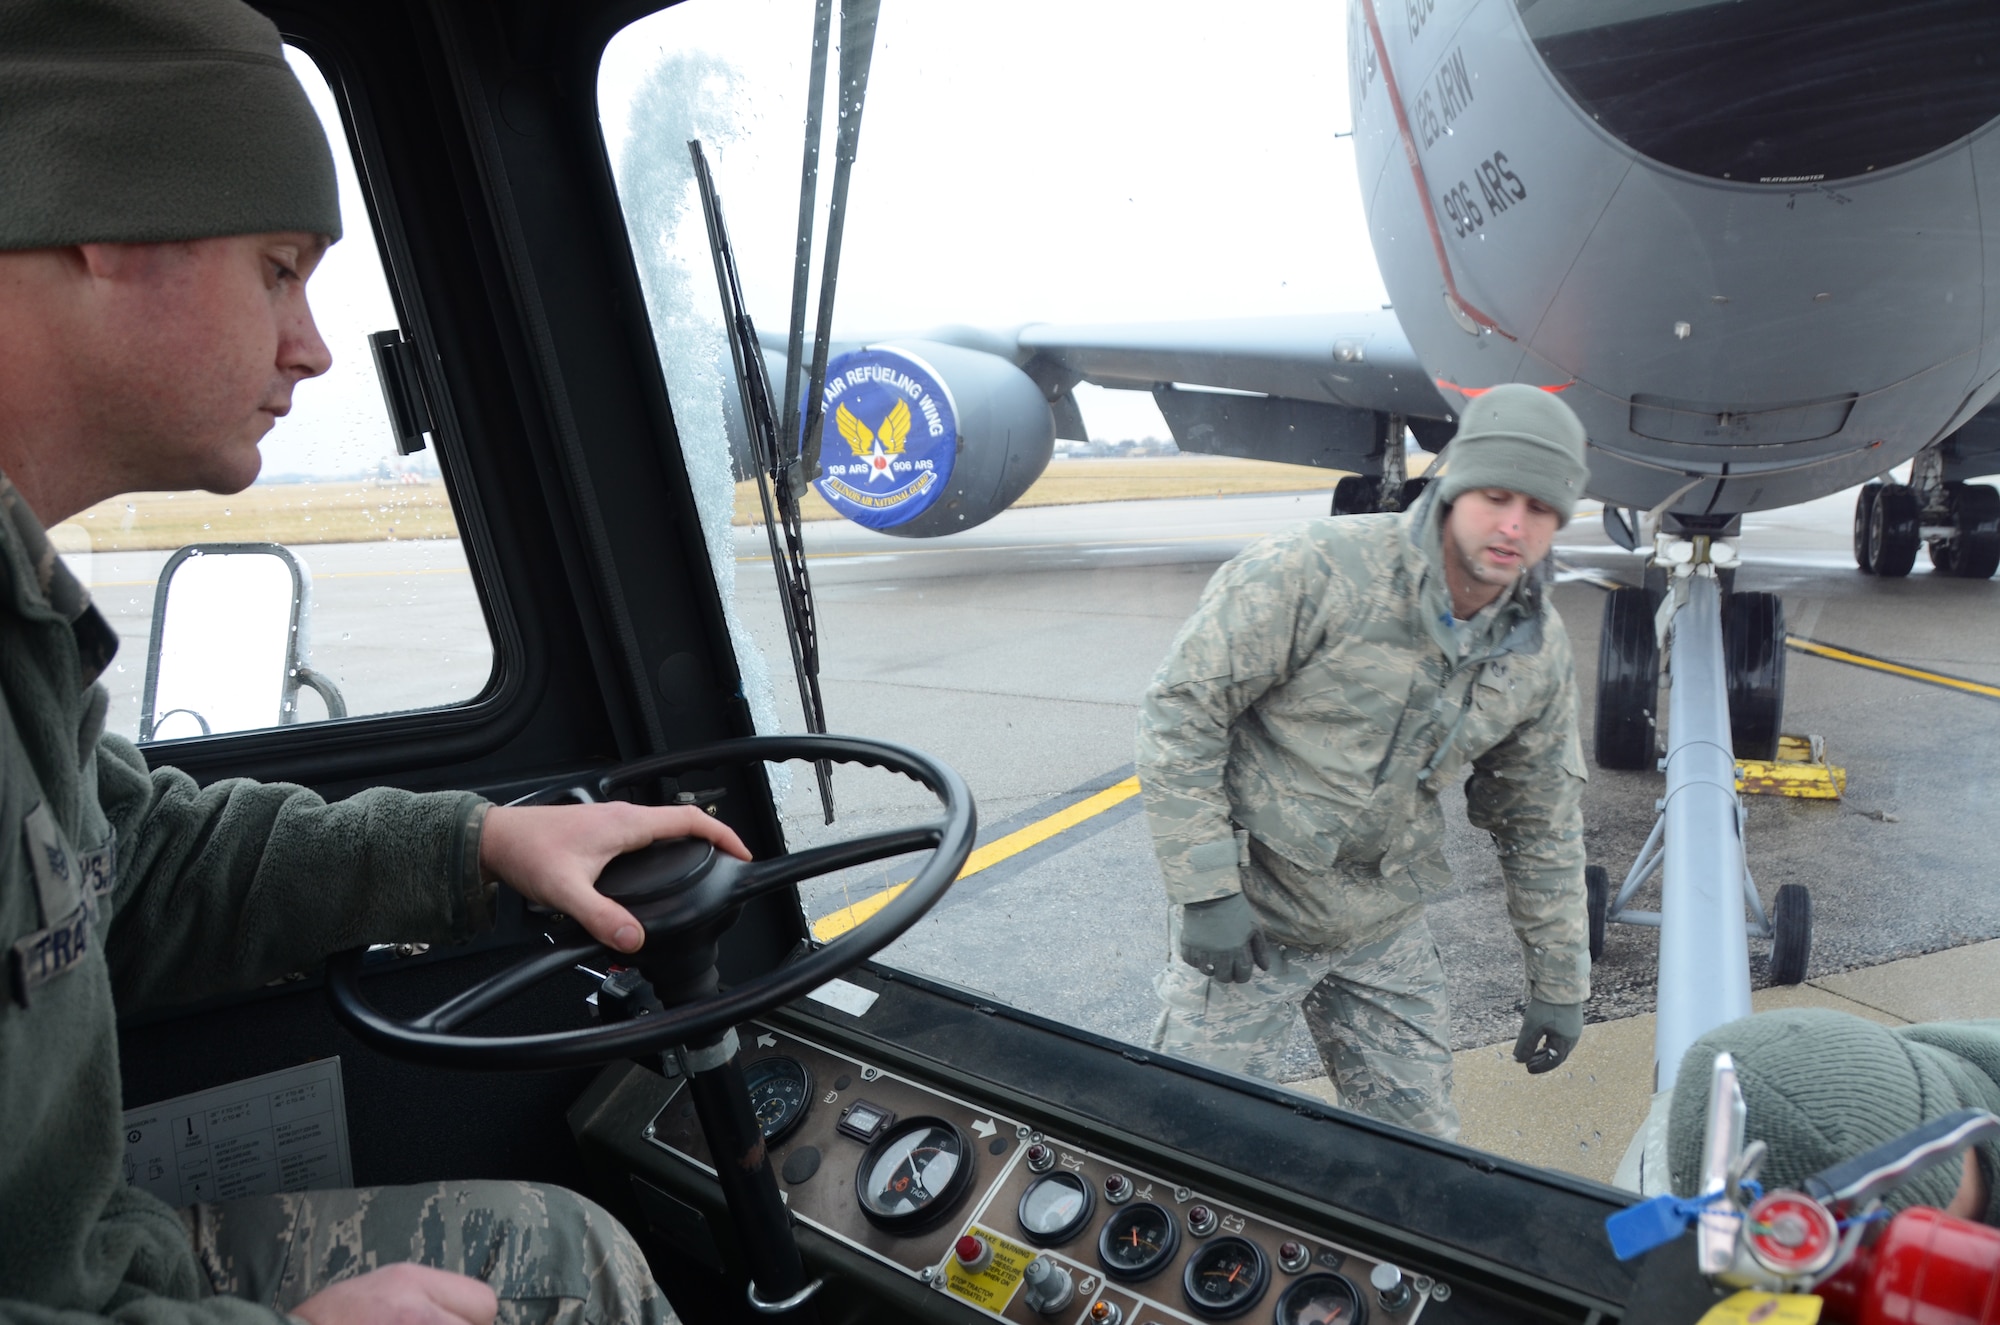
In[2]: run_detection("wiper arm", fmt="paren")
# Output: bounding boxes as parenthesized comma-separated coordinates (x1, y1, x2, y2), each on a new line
(689, 139, 837, 823)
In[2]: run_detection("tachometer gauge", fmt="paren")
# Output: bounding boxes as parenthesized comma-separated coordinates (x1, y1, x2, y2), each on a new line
(1181, 1236, 1267, 1318)
(741, 1056, 811, 1143)
(1017, 1170, 1095, 1245)
(1096, 1201, 1179, 1281)
(1274, 1272, 1366, 1325)
(854, 1117, 974, 1232)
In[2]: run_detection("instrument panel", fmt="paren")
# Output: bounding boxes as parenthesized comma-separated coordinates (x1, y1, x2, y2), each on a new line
(644, 1023, 1444, 1324)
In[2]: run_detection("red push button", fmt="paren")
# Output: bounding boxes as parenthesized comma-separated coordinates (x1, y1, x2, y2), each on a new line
(954, 1234, 993, 1272)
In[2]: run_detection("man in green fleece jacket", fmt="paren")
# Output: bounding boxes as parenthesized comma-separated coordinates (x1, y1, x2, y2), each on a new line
(0, 1, 739, 1321)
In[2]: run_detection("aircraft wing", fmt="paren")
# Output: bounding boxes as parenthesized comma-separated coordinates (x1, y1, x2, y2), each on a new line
(1011, 309, 1452, 420)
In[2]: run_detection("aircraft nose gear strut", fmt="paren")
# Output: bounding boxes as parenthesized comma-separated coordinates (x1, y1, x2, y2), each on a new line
(1591, 534, 1814, 1092)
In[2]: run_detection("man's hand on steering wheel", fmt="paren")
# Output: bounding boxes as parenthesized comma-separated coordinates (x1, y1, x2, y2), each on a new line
(479, 803, 752, 955)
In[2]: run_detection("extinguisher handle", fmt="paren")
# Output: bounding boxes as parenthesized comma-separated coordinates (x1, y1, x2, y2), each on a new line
(1804, 1109, 2000, 1211)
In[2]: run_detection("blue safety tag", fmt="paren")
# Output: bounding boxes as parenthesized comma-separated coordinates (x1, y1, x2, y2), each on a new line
(1607, 1193, 1712, 1261)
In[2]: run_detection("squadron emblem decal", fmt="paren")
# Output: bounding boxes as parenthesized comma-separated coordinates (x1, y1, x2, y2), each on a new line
(811, 347, 957, 530)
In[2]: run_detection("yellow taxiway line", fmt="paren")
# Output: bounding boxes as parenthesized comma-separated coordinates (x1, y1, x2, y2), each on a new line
(1786, 635, 2000, 701)
(810, 775, 1143, 941)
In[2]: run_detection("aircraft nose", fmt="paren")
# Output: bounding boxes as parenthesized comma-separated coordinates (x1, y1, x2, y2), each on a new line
(1519, 0, 2000, 183)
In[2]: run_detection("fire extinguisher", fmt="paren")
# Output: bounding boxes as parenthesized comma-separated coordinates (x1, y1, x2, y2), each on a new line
(1816, 1206, 2000, 1325)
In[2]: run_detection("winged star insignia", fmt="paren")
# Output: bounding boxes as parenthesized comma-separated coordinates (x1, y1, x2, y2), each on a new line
(836, 399, 911, 484)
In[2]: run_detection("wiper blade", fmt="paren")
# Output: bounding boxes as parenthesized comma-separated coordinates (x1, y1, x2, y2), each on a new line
(689, 139, 836, 823)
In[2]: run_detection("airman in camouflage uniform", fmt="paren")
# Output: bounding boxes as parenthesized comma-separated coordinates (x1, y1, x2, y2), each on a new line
(0, 3, 731, 1321)
(1138, 385, 1594, 1139)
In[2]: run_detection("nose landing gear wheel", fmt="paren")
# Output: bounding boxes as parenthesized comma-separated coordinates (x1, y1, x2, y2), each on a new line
(1722, 591, 1786, 762)
(1853, 481, 1883, 574)
(1769, 883, 1812, 986)
(1868, 484, 1922, 579)
(1594, 586, 1660, 771)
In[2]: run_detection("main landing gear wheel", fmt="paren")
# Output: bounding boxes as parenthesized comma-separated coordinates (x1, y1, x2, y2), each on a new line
(1929, 483, 2000, 579)
(1585, 864, 1609, 963)
(326, 734, 976, 1069)
(1400, 476, 1431, 509)
(1769, 882, 1812, 986)
(1594, 586, 1660, 771)
(1722, 591, 1786, 762)
(1868, 483, 1922, 579)
(1331, 475, 1372, 516)
(1853, 481, 1884, 574)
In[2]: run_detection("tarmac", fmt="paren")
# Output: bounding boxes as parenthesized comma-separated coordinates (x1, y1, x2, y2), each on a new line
(70, 474, 2000, 1188)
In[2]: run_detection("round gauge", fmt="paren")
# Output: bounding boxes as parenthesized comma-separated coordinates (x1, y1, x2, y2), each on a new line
(1096, 1201, 1179, 1281)
(1181, 1236, 1267, 1319)
(853, 1117, 974, 1232)
(1017, 1170, 1095, 1246)
(741, 1056, 812, 1143)
(1274, 1272, 1367, 1325)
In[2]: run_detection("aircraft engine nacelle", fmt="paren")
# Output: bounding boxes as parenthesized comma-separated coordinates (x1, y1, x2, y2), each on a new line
(806, 340, 1054, 538)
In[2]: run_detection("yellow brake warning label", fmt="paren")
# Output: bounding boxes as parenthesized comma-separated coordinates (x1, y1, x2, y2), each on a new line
(1696, 1292, 1823, 1325)
(941, 1225, 1035, 1312)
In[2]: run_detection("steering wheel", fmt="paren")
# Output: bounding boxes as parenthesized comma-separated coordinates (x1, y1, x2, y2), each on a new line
(327, 734, 974, 1069)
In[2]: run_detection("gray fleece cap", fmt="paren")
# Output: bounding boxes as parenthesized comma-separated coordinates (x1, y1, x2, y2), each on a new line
(0, 0, 341, 250)
(1668, 1010, 2000, 1224)
(1434, 383, 1591, 526)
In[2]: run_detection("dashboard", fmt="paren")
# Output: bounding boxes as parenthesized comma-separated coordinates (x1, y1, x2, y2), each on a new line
(642, 1022, 1436, 1324)
(568, 965, 1639, 1324)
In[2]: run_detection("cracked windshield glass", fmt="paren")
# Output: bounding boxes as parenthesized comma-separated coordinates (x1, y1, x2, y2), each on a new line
(600, 0, 2000, 1186)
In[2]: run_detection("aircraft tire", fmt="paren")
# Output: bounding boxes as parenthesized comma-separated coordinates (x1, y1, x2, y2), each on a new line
(1769, 883, 1812, 986)
(1868, 483, 1922, 578)
(1585, 864, 1609, 963)
(1400, 476, 1431, 509)
(1331, 475, 1372, 516)
(1722, 591, 1786, 762)
(1594, 586, 1659, 771)
(1932, 483, 2000, 579)
(1853, 481, 1883, 574)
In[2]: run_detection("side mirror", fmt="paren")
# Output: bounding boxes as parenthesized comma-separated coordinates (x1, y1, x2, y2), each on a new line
(138, 543, 347, 742)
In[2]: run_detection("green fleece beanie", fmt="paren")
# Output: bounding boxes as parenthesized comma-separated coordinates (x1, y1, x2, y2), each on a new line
(1434, 383, 1590, 526)
(1667, 1010, 2000, 1223)
(0, 0, 341, 250)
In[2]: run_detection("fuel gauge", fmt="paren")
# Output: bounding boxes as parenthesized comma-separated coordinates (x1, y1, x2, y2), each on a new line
(1274, 1272, 1366, 1325)
(1097, 1201, 1179, 1281)
(1182, 1236, 1267, 1319)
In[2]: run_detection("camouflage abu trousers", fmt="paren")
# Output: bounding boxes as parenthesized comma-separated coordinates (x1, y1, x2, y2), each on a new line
(1151, 908, 1460, 1141)
(178, 1179, 678, 1324)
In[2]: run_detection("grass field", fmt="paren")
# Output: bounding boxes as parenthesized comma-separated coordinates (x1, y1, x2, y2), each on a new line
(736, 453, 1367, 525)
(49, 454, 1385, 552)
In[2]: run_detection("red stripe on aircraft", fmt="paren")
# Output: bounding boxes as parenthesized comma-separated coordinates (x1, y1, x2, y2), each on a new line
(1435, 377, 1575, 397)
(1359, 0, 1516, 342)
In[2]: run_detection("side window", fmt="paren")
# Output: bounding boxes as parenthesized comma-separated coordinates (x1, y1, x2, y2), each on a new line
(51, 49, 497, 745)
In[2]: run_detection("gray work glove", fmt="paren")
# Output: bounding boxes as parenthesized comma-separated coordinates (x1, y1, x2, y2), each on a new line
(1179, 893, 1271, 984)
(1513, 998, 1584, 1074)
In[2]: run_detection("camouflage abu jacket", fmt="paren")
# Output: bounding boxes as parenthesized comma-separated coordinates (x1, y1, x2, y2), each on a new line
(1136, 491, 1589, 1005)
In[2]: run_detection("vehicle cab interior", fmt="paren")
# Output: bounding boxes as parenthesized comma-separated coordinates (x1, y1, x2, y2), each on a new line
(105, 1, 1650, 1322)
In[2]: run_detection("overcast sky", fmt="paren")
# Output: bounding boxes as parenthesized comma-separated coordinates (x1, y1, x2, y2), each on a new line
(274, 3, 1389, 471)
(598, 0, 1387, 441)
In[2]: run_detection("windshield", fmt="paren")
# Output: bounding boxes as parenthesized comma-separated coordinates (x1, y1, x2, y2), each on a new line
(598, 0, 2000, 1193)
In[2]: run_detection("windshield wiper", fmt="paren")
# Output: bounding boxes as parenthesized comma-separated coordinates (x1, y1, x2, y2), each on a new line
(686, 0, 881, 827)
(690, 140, 837, 823)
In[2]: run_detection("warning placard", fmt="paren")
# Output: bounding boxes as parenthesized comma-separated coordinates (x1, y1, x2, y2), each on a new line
(941, 1225, 1036, 1312)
